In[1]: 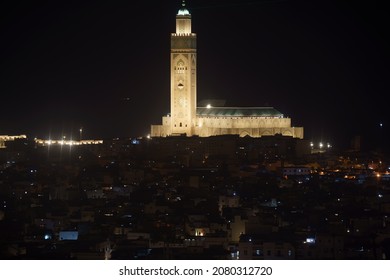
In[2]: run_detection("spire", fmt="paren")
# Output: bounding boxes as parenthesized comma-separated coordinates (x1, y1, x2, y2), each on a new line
(177, 0, 190, 16)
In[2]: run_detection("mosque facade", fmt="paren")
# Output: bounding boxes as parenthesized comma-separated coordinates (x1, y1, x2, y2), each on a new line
(151, 2, 303, 139)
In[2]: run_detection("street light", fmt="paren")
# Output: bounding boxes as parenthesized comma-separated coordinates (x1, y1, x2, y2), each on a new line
(79, 128, 83, 141)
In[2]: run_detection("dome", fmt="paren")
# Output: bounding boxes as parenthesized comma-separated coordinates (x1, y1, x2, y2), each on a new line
(177, 0, 190, 16)
(177, 8, 190, 16)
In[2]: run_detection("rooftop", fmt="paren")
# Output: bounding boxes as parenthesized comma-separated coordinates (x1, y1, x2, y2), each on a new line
(177, 0, 190, 16)
(196, 107, 284, 117)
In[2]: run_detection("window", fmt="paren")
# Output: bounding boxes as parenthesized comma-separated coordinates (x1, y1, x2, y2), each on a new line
(176, 61, 185, 74)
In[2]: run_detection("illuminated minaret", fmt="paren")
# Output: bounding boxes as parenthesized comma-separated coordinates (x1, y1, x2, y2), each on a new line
(170, 0, 197, 136)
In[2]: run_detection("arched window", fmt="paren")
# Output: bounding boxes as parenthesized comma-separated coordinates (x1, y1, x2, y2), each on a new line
(176, 60, 185, 74)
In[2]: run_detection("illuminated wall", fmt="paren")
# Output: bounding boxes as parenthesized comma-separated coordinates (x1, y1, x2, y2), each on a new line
(0, 135, 27, 148)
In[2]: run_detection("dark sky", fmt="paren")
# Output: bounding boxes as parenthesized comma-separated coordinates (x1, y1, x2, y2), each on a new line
(0, 0, 388, 151)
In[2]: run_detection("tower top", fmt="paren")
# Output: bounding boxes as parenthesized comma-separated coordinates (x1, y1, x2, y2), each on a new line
(177, 0, 190, 16)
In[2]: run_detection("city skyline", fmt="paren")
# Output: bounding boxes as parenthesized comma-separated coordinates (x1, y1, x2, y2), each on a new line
(0, 0, 388, 152)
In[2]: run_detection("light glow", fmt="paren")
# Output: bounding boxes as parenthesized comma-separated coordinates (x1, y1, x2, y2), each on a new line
(306, 237, 315, 244)
(35, 139, 103, 146)
(177, 9, 190, 16)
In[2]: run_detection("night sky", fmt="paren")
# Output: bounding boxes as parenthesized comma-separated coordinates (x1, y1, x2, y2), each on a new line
(0, 0, 388, 152)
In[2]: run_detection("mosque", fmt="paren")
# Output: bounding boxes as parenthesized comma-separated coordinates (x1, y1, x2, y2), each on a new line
(151, 2, 303, 139)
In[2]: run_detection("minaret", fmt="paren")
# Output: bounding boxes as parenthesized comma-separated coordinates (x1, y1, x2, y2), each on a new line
(170, 0, 197, 136)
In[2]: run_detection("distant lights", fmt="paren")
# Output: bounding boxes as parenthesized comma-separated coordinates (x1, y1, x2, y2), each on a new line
(34, 139, 103, 146)
(305, 237, 316, 244)
(310, 141, 332, 152)
(206, 104, 212, 109)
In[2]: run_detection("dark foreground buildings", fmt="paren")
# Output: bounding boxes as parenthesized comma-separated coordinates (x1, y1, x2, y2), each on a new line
(0, 135, 390, 259)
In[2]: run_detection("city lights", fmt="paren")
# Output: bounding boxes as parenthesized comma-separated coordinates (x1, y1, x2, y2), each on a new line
(309, 141, 332, 153)
(34, 139, 103, 146)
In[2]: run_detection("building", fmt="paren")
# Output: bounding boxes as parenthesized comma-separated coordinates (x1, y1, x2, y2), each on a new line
(0, 135, 27, 148)
(282, 166, 311, 177)
(151, 2, 303, 139)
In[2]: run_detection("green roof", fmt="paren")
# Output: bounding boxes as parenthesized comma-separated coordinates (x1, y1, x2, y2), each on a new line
(196, 107, 283, 117)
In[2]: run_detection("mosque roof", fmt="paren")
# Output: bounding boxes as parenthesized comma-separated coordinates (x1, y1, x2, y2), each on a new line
(196, 107, 284, 117)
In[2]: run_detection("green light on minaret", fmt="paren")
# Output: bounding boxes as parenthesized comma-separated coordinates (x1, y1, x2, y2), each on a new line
(177, 0, 190, 16)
